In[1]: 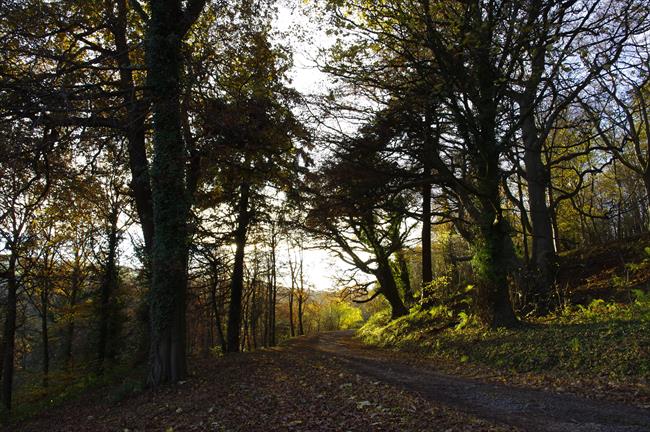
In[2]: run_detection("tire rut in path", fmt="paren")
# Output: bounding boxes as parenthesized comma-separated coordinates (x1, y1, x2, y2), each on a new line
(298, 331, 650, 432)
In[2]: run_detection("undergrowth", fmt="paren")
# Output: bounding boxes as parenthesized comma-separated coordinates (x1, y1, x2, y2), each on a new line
(358, 290, 650, 379)
(4, 362, 145, 424)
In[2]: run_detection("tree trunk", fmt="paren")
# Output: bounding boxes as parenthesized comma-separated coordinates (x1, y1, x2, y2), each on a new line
(518, 26, 557, 312)
(421, 183, 433, 286)
(250, 286, 258, 350)
(297, 294, 305, 336)
(297, 257, 305, 336)
(41, 286, 49, 388)
(421, 107, 435, 287)
(62, 254, 81, 367)
(472, 199, 519, 328)
(642, 171, 650, 221)
(377, 257, 408, 319)
(397, 249, 414, 305)
(209, 277, 227, 353)
(112, 0, 154, 253)
(471, 27, 518, 328)
(288, 251, 297, 338)
(226, 183, 251, 353)
(515, 151, 530, 265)
(242, 299, 250, 352)
(1, 253, 17, 411)
(146, 0, 192, 385)
(262, 286, 269, 347)
(268, 233, 277, 346)
(288, 289, 295, 337)
(97, 207, 119, 374)
(522, 101, 556, 312)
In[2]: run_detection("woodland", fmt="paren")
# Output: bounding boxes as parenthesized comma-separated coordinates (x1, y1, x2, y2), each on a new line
(1, 0, 650, 429)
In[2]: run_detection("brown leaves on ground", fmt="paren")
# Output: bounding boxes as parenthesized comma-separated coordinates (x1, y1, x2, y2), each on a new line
(15, 338, 514, 432)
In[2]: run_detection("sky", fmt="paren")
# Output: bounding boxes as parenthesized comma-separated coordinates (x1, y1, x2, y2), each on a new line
(271, 5, 357, 292)
(274, 3, 333, 95)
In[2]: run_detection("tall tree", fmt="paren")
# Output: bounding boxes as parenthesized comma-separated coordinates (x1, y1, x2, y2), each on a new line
(195, 10, 307, 351)
(0, 127, 55, 410)
(145, 0, 207, 386)
(509, 0, 647, 309)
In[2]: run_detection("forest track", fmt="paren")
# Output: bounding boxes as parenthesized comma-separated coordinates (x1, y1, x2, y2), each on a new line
(300, 331, 650, 432)
(12, 331, 650, 432)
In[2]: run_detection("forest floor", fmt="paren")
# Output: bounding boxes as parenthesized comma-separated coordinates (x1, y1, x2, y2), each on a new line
(12, 331, 650, 432)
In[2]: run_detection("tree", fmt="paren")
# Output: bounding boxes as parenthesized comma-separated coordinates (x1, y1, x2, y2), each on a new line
(582, 46, 650, 214)
(145, 0, 207, 386)
(0, 126, 55, 410)
(507, 0, 647, 309)
(194, 9, 307, 351)
(321, 0, 522, 326)
(319, 0, 648, 324)
(95, 178, 129, 374)
(305, 130, 415, 318)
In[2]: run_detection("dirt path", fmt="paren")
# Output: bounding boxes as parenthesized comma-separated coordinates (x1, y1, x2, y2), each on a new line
(304, 331, 650, 432)
(12, 331, 650, 431)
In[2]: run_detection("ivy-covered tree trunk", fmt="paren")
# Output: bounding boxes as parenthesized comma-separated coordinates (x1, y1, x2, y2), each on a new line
(469, 12, 519, 329)
(226, 183, 251, 353)
(471, 131, 518, 328)
(396, 249, 414, 305)
(473, 210, 519, 328)
(146, 0, 190, 386)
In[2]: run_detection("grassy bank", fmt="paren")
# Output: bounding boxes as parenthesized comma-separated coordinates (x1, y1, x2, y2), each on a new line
(358, 293, 650, 382)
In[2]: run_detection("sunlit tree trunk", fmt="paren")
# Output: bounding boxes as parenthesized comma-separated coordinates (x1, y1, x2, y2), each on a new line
(376, 256, 408, 319)
(397, 249, 414, 306)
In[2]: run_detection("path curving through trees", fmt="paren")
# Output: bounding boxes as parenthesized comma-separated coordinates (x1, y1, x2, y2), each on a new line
(307, 332, 650, 432)
(15, 331, 650, 431)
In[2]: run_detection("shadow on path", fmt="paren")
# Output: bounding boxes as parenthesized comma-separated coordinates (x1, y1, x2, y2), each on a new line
(290, 331, 650, 432)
